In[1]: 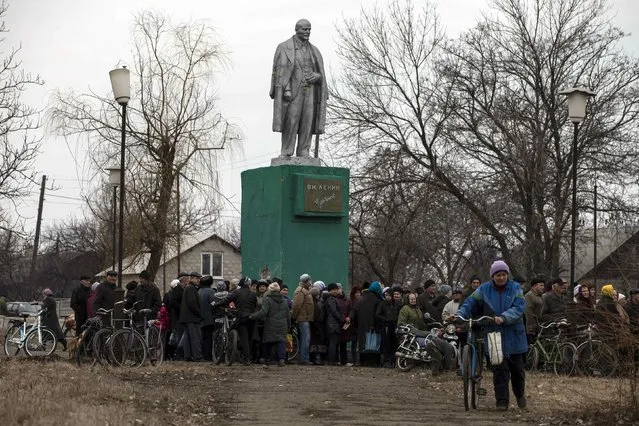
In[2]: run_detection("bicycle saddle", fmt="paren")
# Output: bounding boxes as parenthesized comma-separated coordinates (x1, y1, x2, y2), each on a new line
(96, 309, 113, 316)
(139, 309, 153, 315)
(19, 313, 31, 318)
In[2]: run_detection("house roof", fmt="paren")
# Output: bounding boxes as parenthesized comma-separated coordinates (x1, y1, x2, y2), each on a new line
(95, 233, 240, 277)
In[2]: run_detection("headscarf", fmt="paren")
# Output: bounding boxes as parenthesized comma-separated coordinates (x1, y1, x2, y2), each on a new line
(601, 284, 614, 298)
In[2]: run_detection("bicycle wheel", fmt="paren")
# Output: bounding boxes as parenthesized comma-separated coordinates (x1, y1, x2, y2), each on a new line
(395, 340, 418, 372)
(24, 327, 56, 356)
(3, 325, 23, 356)
(110, 328, 147, 368)
(472, 343, 482, 409)
(226, 329, 239, 366)
(213, 330, 226, 365)
(577, 340, 618, 377)
(525, 345, 539, 372)
(462, 345, 472, 411)
(552, 342, 577, 376)
(76, 328, 97, 367)
(92, 328, 114, 365)
(147, 326, 164, 367)
(288, 331, 299, 361)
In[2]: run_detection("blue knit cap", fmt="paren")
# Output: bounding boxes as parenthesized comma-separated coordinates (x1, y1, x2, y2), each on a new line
(369, 281, 382, 297)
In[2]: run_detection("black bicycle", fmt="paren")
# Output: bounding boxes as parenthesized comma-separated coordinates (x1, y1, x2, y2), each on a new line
(212, 307, 239, 366)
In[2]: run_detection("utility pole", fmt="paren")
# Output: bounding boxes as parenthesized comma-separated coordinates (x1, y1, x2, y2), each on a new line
(30, 175, 46, 283)
(176, 173, 181, 273)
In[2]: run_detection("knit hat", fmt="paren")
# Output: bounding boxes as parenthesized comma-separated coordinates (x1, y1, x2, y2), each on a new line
(313, 281, 326, 291)
(327, 283, 339, 292)
(452, 286, 464, 294)
(309, 287, 320, 297)
(138, 270, 151, 280)
(438, 284, 452, 296)
(42, 288, 53, 297)
(268, 282, 280, 292)
(489, 260, 510, 277)
(170, 279, 179, 288)
(239, 276, 252, 287)
(300, 273, 311, 283)
(369, 281, 382, 297)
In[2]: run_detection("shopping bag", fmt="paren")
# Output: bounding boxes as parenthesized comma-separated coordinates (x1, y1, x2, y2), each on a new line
(168, 331, 178, 346)
(286, 333, 293, 352)
(363, 330, 381, 353)
(487, 331, 504, 365)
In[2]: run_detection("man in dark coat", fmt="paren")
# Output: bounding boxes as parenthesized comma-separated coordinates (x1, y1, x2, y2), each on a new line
(540, 278, 568, 323)
(225, 277, 258, 364)
(41, 289, 67, 351)
(93, 270, 118, 316)
(250, 282, 291, 366)
(198, 276, 216, 361)
(353, 281, 383, 366)
(180, 271, 203, 361)
(417, 279, 436, 313)
(126, 270, 162, 322)
(70, 275, 93, 336)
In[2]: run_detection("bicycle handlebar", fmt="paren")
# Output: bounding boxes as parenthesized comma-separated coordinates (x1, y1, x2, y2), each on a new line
(455, 315, 495, 324)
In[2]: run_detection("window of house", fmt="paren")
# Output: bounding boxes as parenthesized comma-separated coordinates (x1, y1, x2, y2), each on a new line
(201, 252, 223, 278)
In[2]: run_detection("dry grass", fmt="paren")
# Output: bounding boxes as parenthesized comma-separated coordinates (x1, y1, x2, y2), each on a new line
(0, 356, 636, 426)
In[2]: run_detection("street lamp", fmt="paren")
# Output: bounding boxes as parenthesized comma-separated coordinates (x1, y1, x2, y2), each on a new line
(105, 167, 120, 271)
(559, 87, 596, 293)
(109, 66, 130, 289)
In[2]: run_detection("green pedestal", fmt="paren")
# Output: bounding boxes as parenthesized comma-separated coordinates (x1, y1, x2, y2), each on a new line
(241, 164, 350, 294)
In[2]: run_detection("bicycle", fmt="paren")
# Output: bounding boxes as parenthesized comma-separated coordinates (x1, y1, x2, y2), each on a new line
(575, 323, 618, 377)
(91, 303, 124, 366)
(3, 306, 57, 357)
(108, 302, 148, 368)
(287, 326, 299, 361)
(456, 315, 495, 411)
(212, 307, 239, 366)
(526, 319, 577, 376)
(138, 308, 164, 366)
(75, 316, 104, 367)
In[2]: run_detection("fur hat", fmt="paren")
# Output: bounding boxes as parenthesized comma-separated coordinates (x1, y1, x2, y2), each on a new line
(42, 288, 53, 297)
(300, 273, 311, 283)
(170, 279, 180, 288)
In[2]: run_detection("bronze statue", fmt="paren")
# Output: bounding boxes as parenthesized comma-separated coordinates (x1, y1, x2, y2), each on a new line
(270, 19, 328, 158)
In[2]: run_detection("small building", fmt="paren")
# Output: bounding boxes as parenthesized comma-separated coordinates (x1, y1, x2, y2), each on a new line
(96, 233, 242, 294)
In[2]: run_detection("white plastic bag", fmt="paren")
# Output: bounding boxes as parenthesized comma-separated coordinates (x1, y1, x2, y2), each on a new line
(487, 331, 504, 365)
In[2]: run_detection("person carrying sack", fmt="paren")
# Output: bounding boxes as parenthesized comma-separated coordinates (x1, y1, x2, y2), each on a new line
(456, 260, 527, 411)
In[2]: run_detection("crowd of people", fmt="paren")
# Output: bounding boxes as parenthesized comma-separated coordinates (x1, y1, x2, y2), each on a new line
(65, 261, 639, 412)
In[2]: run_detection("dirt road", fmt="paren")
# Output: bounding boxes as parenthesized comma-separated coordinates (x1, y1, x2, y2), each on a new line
(0, 357, 617, 425)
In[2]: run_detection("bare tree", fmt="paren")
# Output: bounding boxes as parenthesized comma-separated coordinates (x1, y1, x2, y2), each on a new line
(0, 1, 43, 224)
(49, 11, 241, 278)
(329, 0, 639, 279)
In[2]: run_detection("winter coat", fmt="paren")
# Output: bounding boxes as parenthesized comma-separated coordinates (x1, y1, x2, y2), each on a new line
(291, 285, 314, 322)
(86, 291, 97, 319)
(42, 295, 64, 339)
(230, 286, 258, 320)
(325, 295, 344, 334)
(428, 295, 450, 323)
(249, 292, 291, 343)
(168, 284, 184, 330)
(457, 279, 527, 356)
(180, 284, 202, 323)
(92, 281, 116, 314)
(198, 285, 216, 327)
(376, 300, 400, 324)
(127, 283, 162, 320)
(352, 291, 382, 353)
(540, 291, 567, 323)
(397, 304, 425, 329)
(157, 306, 170, 331)
(416, 291, 434, 314)
(524, 290, 543, 334)
(70, 284, 92, 329)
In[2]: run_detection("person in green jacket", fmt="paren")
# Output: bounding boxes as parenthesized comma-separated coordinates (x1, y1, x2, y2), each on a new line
(397, 293, 426, 330)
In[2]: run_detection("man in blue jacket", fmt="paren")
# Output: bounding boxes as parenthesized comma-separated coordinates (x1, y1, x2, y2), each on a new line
(456, 260, 527, 411)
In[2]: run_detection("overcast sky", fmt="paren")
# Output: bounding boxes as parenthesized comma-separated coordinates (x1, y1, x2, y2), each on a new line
(5, 0, 639, 233)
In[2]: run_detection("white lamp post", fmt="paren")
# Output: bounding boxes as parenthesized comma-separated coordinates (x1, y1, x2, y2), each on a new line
(109, 66, 130, 289)
(559, 87, 596, 292)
